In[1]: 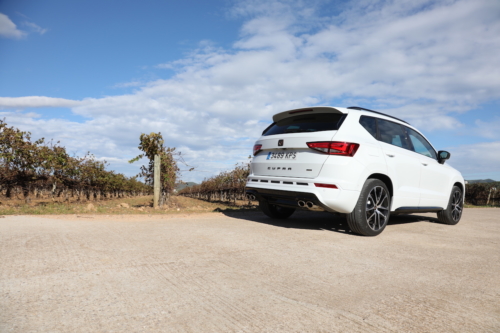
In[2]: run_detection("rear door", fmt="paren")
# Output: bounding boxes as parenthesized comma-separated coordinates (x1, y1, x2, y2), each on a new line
(252, 112, 344, 179)
(377, 119, 421, 208)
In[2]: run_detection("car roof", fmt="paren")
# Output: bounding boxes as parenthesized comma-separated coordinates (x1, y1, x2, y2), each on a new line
(270, 106, 436, 152)
(347, 106, 409, 124)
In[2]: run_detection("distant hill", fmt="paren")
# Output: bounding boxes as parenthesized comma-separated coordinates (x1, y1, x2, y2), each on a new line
(176, 182, 199, 191)
(466, 179, 497, 184)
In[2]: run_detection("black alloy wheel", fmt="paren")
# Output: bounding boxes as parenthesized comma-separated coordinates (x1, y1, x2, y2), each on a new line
(451, 189, 463, 222)
(437, 186, 463, 225)
(366, 186, 390, 232)
(347, 179, 391, 236)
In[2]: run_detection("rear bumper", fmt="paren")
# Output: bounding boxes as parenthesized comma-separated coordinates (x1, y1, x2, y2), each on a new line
(246, 187, 332, 212)
(246, 176, 360, 213)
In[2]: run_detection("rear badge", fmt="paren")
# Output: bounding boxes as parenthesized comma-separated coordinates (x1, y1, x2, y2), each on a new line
(278, 139, 283, 146)
(268, 167, 292, 171)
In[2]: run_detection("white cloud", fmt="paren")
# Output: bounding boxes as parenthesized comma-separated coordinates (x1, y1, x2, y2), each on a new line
(473, 118, 500, 140)
(0, 96, 84, 109)
(0, 13, 48, 39)
(0, 13, 26, 39)
(112, 81, 145, 89)
(23, 21, 48, 35)
(2, 0, 500, 181)
(448, 141, 500, 175)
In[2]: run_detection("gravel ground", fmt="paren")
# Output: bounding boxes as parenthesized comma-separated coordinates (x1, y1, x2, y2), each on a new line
(1, 208, 499, 332)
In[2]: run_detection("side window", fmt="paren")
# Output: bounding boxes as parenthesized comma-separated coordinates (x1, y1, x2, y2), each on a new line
(377, 119, 410, 149)
(359, 116, 377, 138)
(406, 127, 437, 159)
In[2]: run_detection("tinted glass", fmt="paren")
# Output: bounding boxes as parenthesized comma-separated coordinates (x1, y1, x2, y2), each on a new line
(378, 119, 410, 149)
(263, 113, 344, 136)
(407, 127, 437, 159)
(359, 116, 377, 138)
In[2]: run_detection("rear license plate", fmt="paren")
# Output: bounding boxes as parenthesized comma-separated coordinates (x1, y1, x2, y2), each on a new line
(266, 152, 297, 160)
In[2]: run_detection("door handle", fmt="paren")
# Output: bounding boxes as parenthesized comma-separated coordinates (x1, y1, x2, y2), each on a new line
(422, 163, 428, 166)
(386, 154, 395, 158)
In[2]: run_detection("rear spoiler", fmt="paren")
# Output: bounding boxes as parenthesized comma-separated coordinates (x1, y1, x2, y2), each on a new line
(272, 106, 346, 123)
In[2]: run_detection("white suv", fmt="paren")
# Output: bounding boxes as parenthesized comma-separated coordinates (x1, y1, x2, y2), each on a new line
(246, 106, 465, 236)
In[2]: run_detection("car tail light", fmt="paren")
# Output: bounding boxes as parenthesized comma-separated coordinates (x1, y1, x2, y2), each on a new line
(253, 144, 262, 156)
(306, 141, 359, 156)
(314, 183, 338, 189)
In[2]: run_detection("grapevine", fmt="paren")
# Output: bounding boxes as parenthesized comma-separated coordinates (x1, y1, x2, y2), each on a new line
(179, 163, 250, 204)
(0, 119, 151, 203)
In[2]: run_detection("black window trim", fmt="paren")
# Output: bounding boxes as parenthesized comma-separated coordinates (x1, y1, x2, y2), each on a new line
(359, 115, 378, 139)
(359, 115, 438, 160)
(401, 125, 415, 152)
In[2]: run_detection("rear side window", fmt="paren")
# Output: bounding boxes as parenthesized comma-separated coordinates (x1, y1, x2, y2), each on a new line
(378, 119, 410, 149)
(263, 113, 345, 136)
(359, 116, 377, 138)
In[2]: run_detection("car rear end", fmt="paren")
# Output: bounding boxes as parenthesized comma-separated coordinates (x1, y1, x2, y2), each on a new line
(246, 107, 369, 214)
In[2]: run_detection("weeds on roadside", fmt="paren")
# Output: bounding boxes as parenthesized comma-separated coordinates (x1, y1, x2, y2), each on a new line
(0, 195, 258, 215)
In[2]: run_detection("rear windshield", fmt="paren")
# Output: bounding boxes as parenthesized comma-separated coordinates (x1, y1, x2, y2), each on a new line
(263, 113, 345, 136)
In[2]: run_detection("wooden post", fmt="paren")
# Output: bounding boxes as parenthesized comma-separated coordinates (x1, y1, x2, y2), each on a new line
(486, 187, 497, 206)
(154, 154, 161, 208)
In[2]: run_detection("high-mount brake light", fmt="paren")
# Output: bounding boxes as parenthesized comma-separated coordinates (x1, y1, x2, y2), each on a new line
(314, 183, 338, 189)
(306, 141, 360, 156)
(253, 144, 263, 156)
(289, 109, 314, 114)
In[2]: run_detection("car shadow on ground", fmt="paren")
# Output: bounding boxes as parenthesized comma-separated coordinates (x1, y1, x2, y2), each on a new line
(388, 213, 440, 225)
(221, 209, 441, 235)
(222, 210, 355, 235)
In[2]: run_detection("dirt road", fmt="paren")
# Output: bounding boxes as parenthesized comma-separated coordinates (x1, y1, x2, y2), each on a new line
(1, 209, 499, 332)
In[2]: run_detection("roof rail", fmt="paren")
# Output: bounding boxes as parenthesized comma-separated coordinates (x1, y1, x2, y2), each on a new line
(347, 106, 409, 124)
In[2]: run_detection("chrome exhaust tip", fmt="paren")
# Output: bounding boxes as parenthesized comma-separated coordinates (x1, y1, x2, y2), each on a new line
(298, 200, 306, 207)
(306, 201, 315, 208)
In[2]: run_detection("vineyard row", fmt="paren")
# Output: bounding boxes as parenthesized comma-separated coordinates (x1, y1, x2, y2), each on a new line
(0, 119, 152, 203)
(178, 163, 250, 203)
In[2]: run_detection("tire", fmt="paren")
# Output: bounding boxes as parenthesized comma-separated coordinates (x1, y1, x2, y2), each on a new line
(259, 200, 295, 219)
(347, 179, 391, 236)
(437, 186, 463, 225)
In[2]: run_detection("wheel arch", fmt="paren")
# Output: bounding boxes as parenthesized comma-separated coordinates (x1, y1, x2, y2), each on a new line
(367, 173, 393, 198)
(453, 181, 464, 193)
(453, 181, 465, 202)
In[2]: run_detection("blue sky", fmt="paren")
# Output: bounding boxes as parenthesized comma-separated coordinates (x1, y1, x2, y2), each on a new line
(1, 0, 499, 182)
(0, 0, 240, 99)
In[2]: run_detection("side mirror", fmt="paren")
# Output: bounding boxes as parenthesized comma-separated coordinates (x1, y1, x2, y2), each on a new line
(438, 150, 451, 164)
